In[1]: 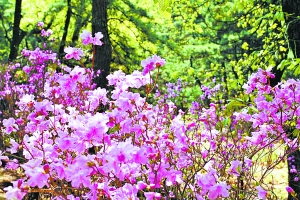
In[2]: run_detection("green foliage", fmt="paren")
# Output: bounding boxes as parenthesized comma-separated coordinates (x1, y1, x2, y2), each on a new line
(2, 0, 300, 106)
(152, 0, 294, 107)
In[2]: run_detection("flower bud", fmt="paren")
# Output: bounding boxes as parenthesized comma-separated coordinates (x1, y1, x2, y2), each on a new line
(43, 164, 50, 174)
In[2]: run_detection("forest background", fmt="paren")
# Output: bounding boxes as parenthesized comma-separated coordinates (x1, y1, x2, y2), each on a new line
(1, 0, 300, 105)
(1, 0, 300, 199)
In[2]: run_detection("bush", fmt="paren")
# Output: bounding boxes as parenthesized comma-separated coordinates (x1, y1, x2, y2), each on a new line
(0, 25, 299, 200)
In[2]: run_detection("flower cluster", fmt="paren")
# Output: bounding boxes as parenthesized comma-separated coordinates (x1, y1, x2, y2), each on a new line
(0, 28, 298, 200)
(80, 30, 104, 46)
(141, 55, 166, 75)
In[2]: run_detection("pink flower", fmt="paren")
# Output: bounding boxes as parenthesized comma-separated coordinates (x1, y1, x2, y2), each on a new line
(21, 159, 50, 188)
(208, 182, 230, 200)
(114, 184, 139, 200)
(5, 159, 19, 170)
(4, 179, 27, 200)
(3, 118, 18, 134)
(80, 30, 103, 46)
(136, 181, 147, 190)
(64, 46, 83, 60)
(244, 157, 253, 169)
(4, 186, 27, 200)
(22, 65, 31, 73)
(41, 29, 53, 37)
(195, 169, 217, 194)
(286, 186, 295, 193)
(286, 186, 296, 197)
(93, 32, 104, 46)
(256, 186, 267, 200)
(67, 195, 80, 200)
(144, 192, 162, 200)
(141, 55, 165, 75)
(37, 21, 44, 27)
(228, 160, 241, 176)
(80, 30, 93, 45)
(8, 139, 19, 154)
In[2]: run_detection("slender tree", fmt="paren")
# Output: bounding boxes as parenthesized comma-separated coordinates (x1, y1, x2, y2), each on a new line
(92, 0, 112, 88)
(58, 0, 72, 59)
(9, 0, 26, 61)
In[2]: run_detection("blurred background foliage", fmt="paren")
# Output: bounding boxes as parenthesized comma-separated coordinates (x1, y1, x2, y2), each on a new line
(0, 0, 298, 105)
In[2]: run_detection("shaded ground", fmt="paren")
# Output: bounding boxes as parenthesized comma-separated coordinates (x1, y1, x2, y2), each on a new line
(0, 167, 23, 199)
(264, 162, 288, 199)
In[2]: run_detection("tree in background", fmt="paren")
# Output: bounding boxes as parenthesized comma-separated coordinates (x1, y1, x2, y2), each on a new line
(58, 0, 72, 60)
(160, 0, 288, 102)
(8, 0, 25, 61)
(92, 0, 112, 88)
(1, 0, 169, 72)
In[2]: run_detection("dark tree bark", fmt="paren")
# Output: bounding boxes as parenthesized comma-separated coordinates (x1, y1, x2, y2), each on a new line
(92, 0, 112, 88)
(9, 0, 26, 61)
(282, 0, 300, 199)
(58, 0, 72, 59)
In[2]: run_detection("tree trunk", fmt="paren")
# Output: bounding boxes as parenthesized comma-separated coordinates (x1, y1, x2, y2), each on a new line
(9, 0, 25, 61)
(282, 0, 300, 199)
(92, 0, 112, 88)
(58, 0, 72, 59)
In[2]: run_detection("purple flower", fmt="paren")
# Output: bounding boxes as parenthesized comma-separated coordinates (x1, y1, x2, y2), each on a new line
(256, 186, 267, 200)
(114, 183, 139, 200)
(144, 192, 162, 200)
(7, 139, 19, 154)
(93, 32, 104, 46)
(80, 30, 103, 46)
(141, 55, 165, 75)
(244, 157, 253, 169)
(22, 65, 31, 73)
(41, 29, 53, 37)
(21, 159, 50, 188)
(3, 118, 18, 134)
(208, 182, 230, 200)
(64, 47, 83, 60)
(37, 21, 44, 27)
(67, 195, 80, 200)
(80, 30, 93, 45)
(4, 185, 27, 200)
(136, 181, 147, 190)
(5, 159, 19, 170)
(286, 186, 295, 196)
(228, 160, 241, 176)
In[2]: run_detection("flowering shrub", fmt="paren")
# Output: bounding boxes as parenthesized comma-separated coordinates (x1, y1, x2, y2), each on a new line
(0, 27, 299, 200)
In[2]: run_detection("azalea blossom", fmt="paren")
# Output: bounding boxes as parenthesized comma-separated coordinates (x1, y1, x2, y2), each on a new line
(41, 29, 53, 37)
(64, 47, 83, 60)
(208, 182, 230, 200)
(228, 160, 241, 176)
(80, 30, 93, 45)
(256, 186, 267, 200)
(141, 55, 165, 75)
(37, 21, 44, 27)
(93, 32, 104, 46)
(80, 30, 103, 46)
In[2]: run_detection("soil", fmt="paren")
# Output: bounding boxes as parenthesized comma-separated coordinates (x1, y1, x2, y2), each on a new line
(0, 167, 23, 199)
